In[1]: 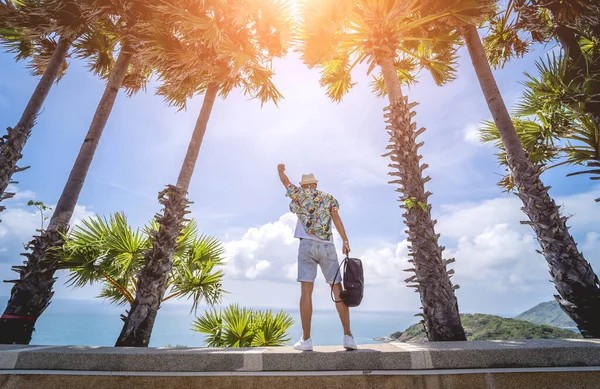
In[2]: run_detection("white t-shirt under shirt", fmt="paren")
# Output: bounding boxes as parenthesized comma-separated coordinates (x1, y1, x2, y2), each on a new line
(294, 219, 334, 244)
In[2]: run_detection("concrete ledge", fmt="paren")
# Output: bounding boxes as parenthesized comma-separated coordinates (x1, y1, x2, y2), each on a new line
(1, 340, 599, 388)
(0, 339, 598, 372)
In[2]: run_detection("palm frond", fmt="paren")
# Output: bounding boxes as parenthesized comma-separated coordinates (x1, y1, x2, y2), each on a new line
(149, 0, 295, 108)
(479, 116, 561, 191)
(250, 309, 294, 347)
(98, 282, 133, 306)
(244, 64, 284, 106)
(297, 0, 484, 101)
(73, 22, 117, 77)
(319, 54, 356, 102)
(0, 26, 33, 60)
(482, 3, 530, 69)
(221, 304, 254, 347)
(563, 115, 600, 184)
(168, 234, 227, 312)
(60, 213, 148, 296)
(191, 307, 223, 347)
(370, 57, 417, 96)
(121, 51, 153, 97)
(192, 304, 294, 348)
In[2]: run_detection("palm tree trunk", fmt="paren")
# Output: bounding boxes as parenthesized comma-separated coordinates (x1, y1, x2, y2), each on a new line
(464, 24, 600, 338)
(176, 83, 219, 190)
(0, 42, 134, 345)
(379, 57, 466, 341)
(0, 36, 71, 215)
(115, 83, 219, 347)
(49, 42, 134, 228)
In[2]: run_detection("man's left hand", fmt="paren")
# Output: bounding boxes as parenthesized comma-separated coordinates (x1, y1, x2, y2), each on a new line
(342, 241, 351, 255)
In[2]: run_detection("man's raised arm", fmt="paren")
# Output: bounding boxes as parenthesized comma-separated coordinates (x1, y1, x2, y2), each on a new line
(278, 164, 292, 188)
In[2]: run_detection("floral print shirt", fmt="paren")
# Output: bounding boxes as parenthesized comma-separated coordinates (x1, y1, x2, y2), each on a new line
(286, 184, 339, 241)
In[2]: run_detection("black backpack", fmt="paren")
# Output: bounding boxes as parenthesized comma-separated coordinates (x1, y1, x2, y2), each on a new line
(331, 256, 364, 307)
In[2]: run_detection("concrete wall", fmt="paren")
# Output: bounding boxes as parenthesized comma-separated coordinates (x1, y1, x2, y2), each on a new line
(1, 339, 599, 388)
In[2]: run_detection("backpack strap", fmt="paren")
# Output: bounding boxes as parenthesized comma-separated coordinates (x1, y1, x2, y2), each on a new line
(330, 256, 348, 303)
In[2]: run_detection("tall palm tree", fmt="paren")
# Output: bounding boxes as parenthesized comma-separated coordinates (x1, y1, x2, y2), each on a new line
(0, 0, 113, 213)
(60, 213, 225, 318)
(479, 0, 600, 198)
(297, 0, 490, 341)
(484, 0, 600, 120)
(0, 2, 155, 345)
(480, 52, 600, 199)
(458, 17, 600, 337)
(115, 0, 295, 347)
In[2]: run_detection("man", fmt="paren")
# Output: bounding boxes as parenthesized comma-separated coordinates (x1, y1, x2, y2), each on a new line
(277, 164, 357, 351)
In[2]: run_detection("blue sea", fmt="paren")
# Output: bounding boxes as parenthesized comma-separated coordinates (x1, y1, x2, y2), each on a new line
(2, 298, 424, 347)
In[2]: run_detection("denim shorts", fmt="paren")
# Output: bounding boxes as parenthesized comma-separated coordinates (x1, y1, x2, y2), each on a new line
(297, 239, 342, 284)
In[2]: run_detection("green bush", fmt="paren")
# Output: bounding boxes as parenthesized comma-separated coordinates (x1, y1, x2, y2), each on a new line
(391, 314, 581, 341)
(192, 304, 294, 347)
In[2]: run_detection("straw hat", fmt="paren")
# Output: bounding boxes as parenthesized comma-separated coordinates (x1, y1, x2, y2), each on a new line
(299, 173, 318, 186)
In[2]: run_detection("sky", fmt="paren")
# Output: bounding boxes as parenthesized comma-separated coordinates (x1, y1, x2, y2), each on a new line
(0, 30, 599, 320)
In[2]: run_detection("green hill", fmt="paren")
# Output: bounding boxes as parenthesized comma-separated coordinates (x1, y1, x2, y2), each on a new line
(514, 300, 576, 328)
(390, 314, 581, 342)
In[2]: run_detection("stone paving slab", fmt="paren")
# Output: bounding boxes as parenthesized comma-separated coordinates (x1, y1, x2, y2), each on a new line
(389, 339, 600, 370)
(263, 344, 410, 371)
(0, 339, 598, 372)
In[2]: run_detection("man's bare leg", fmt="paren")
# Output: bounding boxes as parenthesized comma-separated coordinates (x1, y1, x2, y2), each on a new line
(300, 282, 314, 340)
(332, 283, 352, 336)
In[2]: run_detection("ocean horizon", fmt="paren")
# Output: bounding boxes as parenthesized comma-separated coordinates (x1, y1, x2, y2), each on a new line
(0, 297, 517, 347)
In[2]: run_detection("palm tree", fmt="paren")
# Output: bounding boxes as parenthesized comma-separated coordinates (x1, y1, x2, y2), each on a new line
(0, 0, 113, 213)
(480, 52, 600, 200)
(296, 0, 490, 341)
(457, 16, 600, 337)
(193, 304, 294, 347)
(115, 0, 295, 347)
(489, 0, 600, 122)
(60, 213, 225, 320)
(0, 2, 155, 345)
(478, 0, 600, 198)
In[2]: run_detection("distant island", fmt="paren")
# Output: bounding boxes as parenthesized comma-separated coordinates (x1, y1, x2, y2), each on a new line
(378, 301, 581, 343)
(514, 300, 577, 328)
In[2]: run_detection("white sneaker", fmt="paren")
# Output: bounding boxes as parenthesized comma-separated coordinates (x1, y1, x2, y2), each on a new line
(343, 335, 357, 350)
(293, 338, 313, 351)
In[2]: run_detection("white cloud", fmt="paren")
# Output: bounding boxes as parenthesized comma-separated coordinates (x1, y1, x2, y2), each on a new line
(0, 192, 95, 255)
(245, 260, 271, 279)
(0, 204, 94, 238)
(224, 213, 298, 282)
(358, 240, 411, 284)
(437, 196, 524, 239)
(450, 223, 545, 292)
(582, 232, 599, 252)
(4, 185, 36, 201)
(463, 123, 481, 145)
(69, 204, 96, 228)
(437, 185, 600, 239)
(556, 187, 600, 230)
(435, 186, 600, 297)
(219, 185, 600, 313)
(0, 208, 39, 239)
